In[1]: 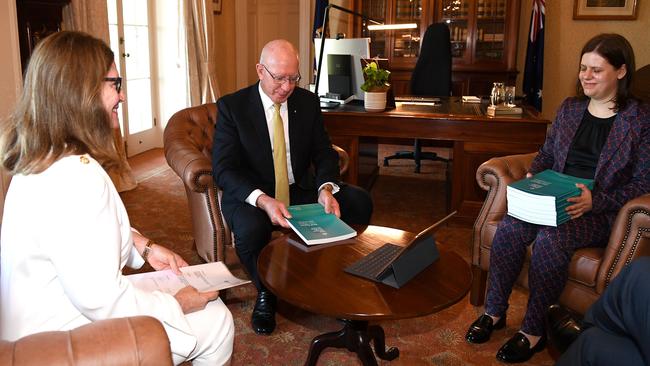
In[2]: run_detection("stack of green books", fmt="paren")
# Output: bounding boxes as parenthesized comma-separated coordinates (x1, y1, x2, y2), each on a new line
(506, 170, 594, 226)
(286, 203, 357, 245)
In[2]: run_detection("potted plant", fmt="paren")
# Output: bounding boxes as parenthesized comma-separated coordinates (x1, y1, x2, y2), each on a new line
(360, 61, 391, 112)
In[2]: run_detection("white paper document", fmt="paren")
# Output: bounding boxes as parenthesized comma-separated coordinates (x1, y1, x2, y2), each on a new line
(462, 96, 481, 103)
(127, 261, 250, 295)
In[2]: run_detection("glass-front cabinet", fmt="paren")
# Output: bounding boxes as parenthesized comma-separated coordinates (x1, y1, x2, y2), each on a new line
(440, 0, 470, 60)
(441, 0, 509, 63)
(473, 0, 508, 61)
(392, 0, 423, 59)
(355, 0, 520, 96)
(360, 0, 388, 59)
(359, 0, 435, 94)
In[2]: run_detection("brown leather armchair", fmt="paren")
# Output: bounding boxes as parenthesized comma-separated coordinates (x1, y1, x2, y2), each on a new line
(0, 316, 172, 365)
(164, 103, 350, 263)
(470, 152, 650, 315)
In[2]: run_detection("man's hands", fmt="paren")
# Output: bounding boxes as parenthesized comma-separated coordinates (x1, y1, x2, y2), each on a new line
(257, 194, 292, 228)
(318, 187, 341, 217)
(256, 189, 342, 226)
(566, 183, 593, 219)
(174, 286, 219, 314)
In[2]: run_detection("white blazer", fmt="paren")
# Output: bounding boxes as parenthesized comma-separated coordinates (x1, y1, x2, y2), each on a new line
(0, 155, 197, 359)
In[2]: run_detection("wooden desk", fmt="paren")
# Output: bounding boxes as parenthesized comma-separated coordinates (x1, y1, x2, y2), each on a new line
(258, 225, 471, 366)
(322, 98, 551, 225)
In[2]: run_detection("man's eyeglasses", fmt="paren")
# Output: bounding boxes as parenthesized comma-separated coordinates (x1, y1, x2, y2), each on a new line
(104, 77, 122, 93)
(261, 64, 301, 84)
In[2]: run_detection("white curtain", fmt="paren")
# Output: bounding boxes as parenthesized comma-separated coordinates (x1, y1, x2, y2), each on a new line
(185, 0, 220, 105)
(62, 0, 138, 192)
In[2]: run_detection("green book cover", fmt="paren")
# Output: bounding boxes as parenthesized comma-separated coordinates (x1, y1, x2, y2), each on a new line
(286, 203, 357, 245)
(508, 169, 594, 199)
(507, 170, 594, 226)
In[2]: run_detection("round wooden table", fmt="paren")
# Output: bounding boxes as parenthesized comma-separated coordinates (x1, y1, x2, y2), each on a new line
(258, 225, 472, 366)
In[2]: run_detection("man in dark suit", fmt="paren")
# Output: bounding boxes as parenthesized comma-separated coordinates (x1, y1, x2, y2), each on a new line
(548, 257, 650, 366)
(212, 39, 372, 335)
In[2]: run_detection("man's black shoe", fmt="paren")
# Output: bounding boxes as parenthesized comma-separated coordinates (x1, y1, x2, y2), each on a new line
(546, 304, 584, 355)
(251, 289, 276, 335)
(466, 314, 506, 344)
(496, 332, 546, 363)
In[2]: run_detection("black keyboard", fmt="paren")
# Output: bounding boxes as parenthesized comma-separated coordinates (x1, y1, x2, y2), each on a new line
(344, 243, 402, 280)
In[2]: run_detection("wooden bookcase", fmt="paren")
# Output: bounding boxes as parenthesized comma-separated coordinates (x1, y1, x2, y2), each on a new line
(354, 0, 520, 96)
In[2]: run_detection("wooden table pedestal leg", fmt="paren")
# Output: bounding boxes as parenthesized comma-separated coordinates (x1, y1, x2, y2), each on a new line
(304, 319, 399, 366)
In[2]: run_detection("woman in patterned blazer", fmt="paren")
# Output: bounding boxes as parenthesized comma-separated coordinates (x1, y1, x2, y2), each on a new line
(464, 33, 650, 363)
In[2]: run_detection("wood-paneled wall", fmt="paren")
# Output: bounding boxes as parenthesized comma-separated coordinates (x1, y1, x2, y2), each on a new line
(516, 1, 650, 121)
(214, 0, 301, 96)
(1, 0, 22, 223)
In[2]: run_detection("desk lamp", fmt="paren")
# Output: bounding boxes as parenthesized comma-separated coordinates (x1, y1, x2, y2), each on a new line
(314, 4, 416, 99)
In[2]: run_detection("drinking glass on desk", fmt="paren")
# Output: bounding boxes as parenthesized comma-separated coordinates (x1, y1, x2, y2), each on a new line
(505, 86, 516, 107)
(490, 82, 505, 106)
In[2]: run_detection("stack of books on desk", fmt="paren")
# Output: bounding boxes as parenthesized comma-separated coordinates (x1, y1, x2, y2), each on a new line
(506, 170, 594, 226)
(487, 104, 523, 116)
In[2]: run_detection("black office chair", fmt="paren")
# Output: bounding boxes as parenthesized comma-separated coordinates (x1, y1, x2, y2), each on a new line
(383, 23, 452, 174)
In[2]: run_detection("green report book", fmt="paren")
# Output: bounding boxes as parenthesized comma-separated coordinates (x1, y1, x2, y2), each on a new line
(506, 169, 594, 226)
(285, 203, 357, 245)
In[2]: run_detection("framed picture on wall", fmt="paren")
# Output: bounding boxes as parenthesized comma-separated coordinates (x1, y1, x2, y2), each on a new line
(573, 0, 638, 20)
(213, 0, 222, 15)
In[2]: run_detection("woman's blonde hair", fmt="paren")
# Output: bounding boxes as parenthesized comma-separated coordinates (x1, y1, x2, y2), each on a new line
(0, 31, 122, 175)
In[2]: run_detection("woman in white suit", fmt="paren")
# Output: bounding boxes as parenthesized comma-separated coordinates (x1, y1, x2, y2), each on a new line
(0, 31, 234, 366)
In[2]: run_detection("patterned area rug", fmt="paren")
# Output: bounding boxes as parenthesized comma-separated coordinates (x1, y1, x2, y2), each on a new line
(120, 157, 554, 365)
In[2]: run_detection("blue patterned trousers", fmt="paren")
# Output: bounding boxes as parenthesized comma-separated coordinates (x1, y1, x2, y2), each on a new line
(485, 213, 613, 335)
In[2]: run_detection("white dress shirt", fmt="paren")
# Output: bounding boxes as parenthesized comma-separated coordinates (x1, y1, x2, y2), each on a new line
(245, 84, 339, 206)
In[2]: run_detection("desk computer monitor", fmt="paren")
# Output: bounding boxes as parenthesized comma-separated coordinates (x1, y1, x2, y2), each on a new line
(314, 37, 370, 101)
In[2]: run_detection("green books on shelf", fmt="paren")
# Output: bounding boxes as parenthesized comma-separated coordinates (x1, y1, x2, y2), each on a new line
(285, 203, 357, 245)
(506, 169, 594, 227)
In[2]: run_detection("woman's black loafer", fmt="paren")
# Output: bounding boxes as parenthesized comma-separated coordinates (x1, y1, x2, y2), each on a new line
(496, 332, 546, 363)
(466, 314, 506, 344)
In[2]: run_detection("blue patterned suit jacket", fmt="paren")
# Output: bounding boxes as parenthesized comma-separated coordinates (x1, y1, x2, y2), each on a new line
(529, 97, 650, 216)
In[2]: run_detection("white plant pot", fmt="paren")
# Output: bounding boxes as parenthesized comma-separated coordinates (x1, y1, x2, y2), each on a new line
(364, 91, 387, 112)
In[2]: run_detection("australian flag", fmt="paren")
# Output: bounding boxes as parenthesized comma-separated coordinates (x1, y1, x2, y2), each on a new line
(523, 0, 545, 111)
(313, 0, 329, 76)
(313, 0, 329, 39)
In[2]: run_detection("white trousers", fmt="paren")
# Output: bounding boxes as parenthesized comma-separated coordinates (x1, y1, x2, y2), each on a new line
(172, 298, 234, 366)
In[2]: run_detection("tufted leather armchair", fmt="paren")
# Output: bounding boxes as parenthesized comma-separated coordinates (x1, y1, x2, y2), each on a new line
(163, 103, 349, 263)
(470, 153, 650, 315)
(0, 316, 172, 365)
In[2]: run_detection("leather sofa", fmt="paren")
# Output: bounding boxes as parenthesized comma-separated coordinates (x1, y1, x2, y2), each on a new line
(0, 316, 172, 365)
(164, 103, 349, 263)
(470, 152, 650, 315)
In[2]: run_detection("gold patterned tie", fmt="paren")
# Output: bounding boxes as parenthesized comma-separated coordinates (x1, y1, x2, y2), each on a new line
(272, 103, 290, 206)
